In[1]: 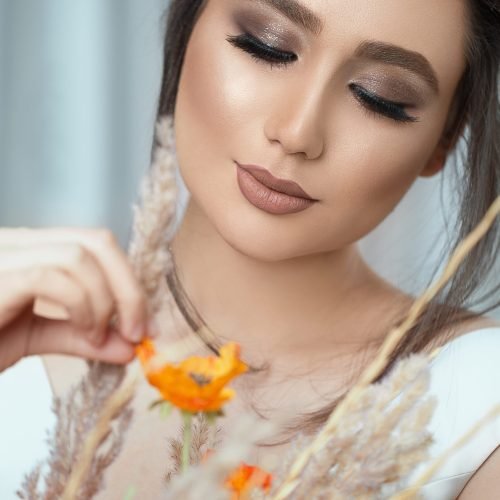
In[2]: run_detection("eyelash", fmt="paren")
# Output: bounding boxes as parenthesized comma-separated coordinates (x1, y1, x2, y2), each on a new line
(226, 32, 418, 124)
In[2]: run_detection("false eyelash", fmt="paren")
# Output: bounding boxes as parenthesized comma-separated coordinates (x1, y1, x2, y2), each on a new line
(226, 32, 418, 124)
(226, 32, 297, 69)
(349, 83, 418, 123)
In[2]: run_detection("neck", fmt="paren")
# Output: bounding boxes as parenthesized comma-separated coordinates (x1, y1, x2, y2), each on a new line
(169, 199, 386, 363)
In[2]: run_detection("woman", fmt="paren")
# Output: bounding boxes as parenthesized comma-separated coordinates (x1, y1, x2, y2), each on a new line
(1, 0, 499, 498)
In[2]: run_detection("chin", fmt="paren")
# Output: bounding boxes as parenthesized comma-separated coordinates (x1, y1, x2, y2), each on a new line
(219, 227, 294, 262)
(209, 206, 328, 262)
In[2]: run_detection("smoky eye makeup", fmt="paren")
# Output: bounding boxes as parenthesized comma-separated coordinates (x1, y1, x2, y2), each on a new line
(226, 8, 423, 124)
(226, 31, 297, 69)
(349, 84, 419, 123)
(348, 74, 425, 123)
(354, 74, 426, 106)
(230, 7, 302, 51)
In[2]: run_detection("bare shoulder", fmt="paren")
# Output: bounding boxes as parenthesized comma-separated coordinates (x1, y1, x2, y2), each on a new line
(382, 284, 500, 349)
(458, 444, 500, 499)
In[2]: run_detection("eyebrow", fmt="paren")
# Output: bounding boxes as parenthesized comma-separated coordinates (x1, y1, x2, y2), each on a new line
(251, 0, 323, 36)
(248, 0, 439, 94)
(355, 41, 440, 93)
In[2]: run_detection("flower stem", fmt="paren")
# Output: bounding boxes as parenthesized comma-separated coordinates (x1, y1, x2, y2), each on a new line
(182, 412, 193, 472)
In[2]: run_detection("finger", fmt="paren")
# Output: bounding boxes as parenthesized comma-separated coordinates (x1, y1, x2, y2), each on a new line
(74, 228, 148, 341)
(26, 316, 136, 364)
(1, 244, 116, 347)
(2, 227, 148, 342)
(2, 267, 95, 332)
(48, 244, 115, 347)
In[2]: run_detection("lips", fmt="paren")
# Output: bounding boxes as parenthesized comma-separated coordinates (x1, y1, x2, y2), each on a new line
(235, 162, 316, 200)
(235, 161, 318, 215)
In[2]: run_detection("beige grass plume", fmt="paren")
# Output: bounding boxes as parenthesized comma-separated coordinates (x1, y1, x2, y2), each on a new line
(164, 414, 276, 500)
(271, 196, 500, 499)
(17, 115, 179, 499)
(265, 354, 436, 500)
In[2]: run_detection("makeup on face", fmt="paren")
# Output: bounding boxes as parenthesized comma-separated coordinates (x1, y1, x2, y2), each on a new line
(235, 161, 318, 215)
(228, 0, 440, 123)
(173, 0, 466, 263)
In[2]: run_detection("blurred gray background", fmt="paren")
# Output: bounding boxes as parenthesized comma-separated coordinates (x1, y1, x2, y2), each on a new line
(0, 0, 166, 243)
(0, 0, 498, 317)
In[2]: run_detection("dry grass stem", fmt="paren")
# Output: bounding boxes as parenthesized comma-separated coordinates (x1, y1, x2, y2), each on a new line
(272, 195, 500, 499)
(270, 355, 436, 499)
(59, 115, 179, 496)
(61, 366, 140, 500)
(128, 115, 178, 316)
(18, 115, 181, 498)
(60, 333, 205, 498)
(165, 413, 221, 482)
(165, 415, 276, 500)
(391, 403, 500, 500)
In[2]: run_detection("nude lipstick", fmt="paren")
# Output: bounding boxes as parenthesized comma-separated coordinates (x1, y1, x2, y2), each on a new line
(235, 161, 318, 215)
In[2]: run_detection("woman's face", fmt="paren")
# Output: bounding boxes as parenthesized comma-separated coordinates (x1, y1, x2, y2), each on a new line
(174, 0, 467, 261)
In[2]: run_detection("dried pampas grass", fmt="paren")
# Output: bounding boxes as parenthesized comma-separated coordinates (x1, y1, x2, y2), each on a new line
(17, 105, 500, 500)
(128, 115, 179, 314)
(272, 195, 500, 500)
(165, 412, 221, 481)
(164, 415, 276, 500)
(267, 354, 436, 500)
(17, 363, 133, 500)
(17, 115, 179, 499)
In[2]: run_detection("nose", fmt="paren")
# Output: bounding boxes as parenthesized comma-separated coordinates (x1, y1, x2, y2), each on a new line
(264, 80, 326, 160)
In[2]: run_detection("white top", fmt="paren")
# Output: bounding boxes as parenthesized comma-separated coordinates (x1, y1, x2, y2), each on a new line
(0, 327, 499, 499)
(406, 326, 500, 498)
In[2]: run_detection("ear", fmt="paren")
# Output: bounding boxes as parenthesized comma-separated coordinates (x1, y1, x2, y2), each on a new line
(419, 139, 450, 178)
(420, 80, 467, 178)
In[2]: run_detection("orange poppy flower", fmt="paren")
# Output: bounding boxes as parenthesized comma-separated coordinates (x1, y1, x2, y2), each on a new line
(225, 462, 273, 499)
(135, 339, 248, 413)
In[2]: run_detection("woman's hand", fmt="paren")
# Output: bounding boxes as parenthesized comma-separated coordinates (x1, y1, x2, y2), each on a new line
(0, 227, 148, 372)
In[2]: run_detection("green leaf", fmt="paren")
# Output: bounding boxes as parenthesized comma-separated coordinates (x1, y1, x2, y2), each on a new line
(148, 399, 173, 419)
(148, 398, 165, 411)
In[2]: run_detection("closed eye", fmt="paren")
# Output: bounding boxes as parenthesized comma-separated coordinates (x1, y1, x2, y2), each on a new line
(226, 32, 419, 124)
(226, 32, 297, 69)
(349, 83, 418, 123)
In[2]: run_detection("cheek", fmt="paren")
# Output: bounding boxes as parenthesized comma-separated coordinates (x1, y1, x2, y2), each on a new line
(337, 132, 430, 203)
(174, 16, 258, 157)
(307, 121, 443, 249)
(171, 4, 453, 261)
(173, 13, 260, 206)
(343, 101, 444, 199)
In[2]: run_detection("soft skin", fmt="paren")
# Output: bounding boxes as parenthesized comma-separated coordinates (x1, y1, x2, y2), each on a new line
(173, 0, 466, 262)
(39, 1, 499, 496)
(170, 0, 469, 358)
(169, 6, 500, 497)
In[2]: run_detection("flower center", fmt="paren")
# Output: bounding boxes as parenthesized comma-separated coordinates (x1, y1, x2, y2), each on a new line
(189, 372, 212, 386)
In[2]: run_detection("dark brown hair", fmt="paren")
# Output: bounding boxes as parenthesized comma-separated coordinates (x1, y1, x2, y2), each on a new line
(155, 0, 499, 440)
